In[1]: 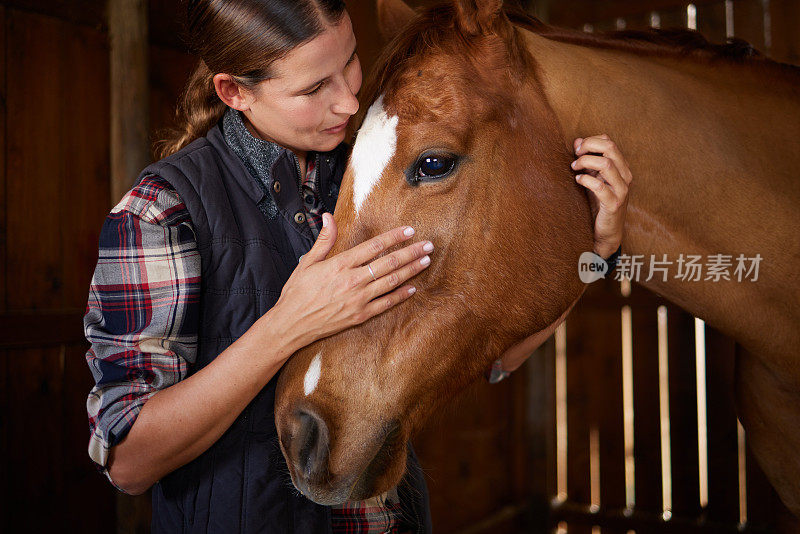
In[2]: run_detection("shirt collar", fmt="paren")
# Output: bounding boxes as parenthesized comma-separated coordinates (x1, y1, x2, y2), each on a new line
(221, 107, 284, 187)
(221, 106, 287, 218)
(220, 106, 345, 217)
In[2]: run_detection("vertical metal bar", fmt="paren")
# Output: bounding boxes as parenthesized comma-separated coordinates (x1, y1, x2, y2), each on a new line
(738, 420, 748, 526)
(620, 278, 631, 298)
(650, 11, 662, 28)
(725, 0, 735, 38)
(657, 306, 673, 521)
(590, 426, 601, 513)
(622, 305, 635, 512)
(762, 0, 772, 54)
(687, 4, 698, 29)
(695, 318, 709, 509)
(555, 322, 568, 503)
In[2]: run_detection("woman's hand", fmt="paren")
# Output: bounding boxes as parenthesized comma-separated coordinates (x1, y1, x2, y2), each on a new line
(487, 134, 633, 382)
(271, 212, 433, 354)
(572, 134, 633, 259)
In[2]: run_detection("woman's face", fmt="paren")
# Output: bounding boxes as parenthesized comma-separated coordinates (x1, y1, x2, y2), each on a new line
(242, 11, 362, 154)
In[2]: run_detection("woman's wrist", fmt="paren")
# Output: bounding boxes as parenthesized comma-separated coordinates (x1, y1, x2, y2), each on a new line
(604, 245, 622, 273)
(253, 303, 305, 364)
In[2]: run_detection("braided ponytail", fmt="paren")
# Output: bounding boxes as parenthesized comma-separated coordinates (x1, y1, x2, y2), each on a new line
(155, 60, 227, 159)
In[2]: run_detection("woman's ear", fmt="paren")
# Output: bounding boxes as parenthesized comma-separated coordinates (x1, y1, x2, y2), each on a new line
(213, 73, 251, 111)
(377, 0, 416, 42)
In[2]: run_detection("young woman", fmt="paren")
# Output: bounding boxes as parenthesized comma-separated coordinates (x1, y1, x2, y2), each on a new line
(84, 1, 632, 532)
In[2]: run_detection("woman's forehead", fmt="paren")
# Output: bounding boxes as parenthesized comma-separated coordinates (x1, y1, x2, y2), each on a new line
(268, 12, 357, 90)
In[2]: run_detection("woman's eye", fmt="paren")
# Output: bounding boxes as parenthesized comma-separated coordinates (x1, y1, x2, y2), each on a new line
(416, 155, 456, 180)
(305, 82, 325, 96)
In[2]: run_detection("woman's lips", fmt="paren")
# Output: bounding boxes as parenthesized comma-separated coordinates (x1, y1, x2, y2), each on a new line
(324, 118, 349, 134)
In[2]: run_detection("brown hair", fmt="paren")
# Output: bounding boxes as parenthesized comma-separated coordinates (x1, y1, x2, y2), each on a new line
(155, 0, 347, 159)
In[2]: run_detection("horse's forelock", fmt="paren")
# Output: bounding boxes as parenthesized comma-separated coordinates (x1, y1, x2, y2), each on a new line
(352, 2, 530, 138)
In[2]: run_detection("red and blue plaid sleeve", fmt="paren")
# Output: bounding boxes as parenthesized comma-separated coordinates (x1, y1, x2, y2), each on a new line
(331, 486, 412, 533)
(84, 174, 200, 482)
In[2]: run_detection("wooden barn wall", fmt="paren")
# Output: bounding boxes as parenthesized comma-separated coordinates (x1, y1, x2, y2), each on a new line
(0, 1, 194, 531)
(1, 4, 113, 531)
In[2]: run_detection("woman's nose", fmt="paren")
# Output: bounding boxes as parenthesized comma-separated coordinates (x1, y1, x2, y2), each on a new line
(330, 78, 359, 116)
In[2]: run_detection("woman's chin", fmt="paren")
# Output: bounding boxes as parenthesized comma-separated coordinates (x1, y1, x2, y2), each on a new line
(316, 130, 347, 151)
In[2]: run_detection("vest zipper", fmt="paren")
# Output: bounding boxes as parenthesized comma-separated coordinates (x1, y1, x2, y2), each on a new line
(292, 152, 303, 194)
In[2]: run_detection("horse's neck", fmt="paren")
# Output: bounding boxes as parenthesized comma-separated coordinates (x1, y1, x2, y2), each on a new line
(521, 30, 800, 364)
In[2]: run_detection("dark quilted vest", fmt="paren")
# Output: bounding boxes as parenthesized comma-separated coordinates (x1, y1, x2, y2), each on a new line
(136, 123, 432, 533)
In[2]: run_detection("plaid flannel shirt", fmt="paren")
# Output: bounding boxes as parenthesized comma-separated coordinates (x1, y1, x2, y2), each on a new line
(85, 167, 409, 532)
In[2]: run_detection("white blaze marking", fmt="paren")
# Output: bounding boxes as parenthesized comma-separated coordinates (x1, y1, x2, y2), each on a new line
(304, 352, 322, 396)
(351, 94, 398, 214)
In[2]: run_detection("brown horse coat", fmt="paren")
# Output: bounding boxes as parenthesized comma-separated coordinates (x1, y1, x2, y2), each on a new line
(275, 0, 800, 524)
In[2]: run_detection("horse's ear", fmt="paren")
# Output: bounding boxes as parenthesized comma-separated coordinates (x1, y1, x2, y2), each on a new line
(455, 0, 506, 35)
(377, 0, 416, 42)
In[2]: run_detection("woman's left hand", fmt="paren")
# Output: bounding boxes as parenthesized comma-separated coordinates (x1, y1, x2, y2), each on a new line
(571, 134, 633, 259)
(486, 134, 633, 382)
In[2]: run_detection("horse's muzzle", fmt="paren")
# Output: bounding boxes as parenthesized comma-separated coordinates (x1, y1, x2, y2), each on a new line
(279, 406, 405, 505)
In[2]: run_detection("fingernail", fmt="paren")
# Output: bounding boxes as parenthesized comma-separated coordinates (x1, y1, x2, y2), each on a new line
(408, 287, 416, 295)
(577, 140, 583, 152)
(420, 255, 430, 266)
(575, 174, 582, 181)
(322, 213, 329, 227)
(404, 226, 415, 237)
(571, 160, 578, 169)
(423, 241, 434, 253)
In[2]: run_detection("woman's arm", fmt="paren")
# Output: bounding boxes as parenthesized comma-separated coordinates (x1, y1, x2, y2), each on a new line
(106, 303, 294, 494)
(85, 176, 203, 491)
(104, 213, 432, 494)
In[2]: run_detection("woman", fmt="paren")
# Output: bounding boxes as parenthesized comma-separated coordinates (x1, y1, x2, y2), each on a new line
(84, 1, 632, 532)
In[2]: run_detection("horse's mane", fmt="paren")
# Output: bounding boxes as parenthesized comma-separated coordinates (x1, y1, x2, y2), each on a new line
(504, 4, 800, 75)
(360, 2, 531, 125)
(364, 0, 799, 110)
(354, 1, 799, 139)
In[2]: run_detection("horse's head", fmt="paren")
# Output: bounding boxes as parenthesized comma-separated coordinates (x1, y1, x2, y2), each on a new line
(275, 0, 593, 504)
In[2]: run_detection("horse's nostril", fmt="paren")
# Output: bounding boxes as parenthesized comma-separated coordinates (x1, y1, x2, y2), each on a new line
(295, 410, 330, 480)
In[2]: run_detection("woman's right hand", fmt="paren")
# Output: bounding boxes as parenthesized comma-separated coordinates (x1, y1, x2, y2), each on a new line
(270, 212, 433, 352)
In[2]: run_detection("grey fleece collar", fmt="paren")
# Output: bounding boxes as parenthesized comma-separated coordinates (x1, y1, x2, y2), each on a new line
(221, 106, 282, 219)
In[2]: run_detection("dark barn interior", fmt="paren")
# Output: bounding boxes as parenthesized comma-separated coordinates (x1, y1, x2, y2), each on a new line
(0, 0, 798, 532)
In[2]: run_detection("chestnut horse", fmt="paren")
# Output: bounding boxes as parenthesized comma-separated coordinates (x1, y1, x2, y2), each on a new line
(275, 0, 800, 523)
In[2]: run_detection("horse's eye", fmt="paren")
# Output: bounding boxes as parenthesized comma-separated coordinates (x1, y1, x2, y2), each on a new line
(419, 156, 451, 176)
(410, 153, 457, 184)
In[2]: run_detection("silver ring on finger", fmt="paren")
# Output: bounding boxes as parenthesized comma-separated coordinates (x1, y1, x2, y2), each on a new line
(367, 263, 377, 282)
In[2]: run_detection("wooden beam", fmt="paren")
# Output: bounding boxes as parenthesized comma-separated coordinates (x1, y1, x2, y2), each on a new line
(0, 4, 6, 314)
(108, 3, 152, 530)
(109, 0, 149, 206)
